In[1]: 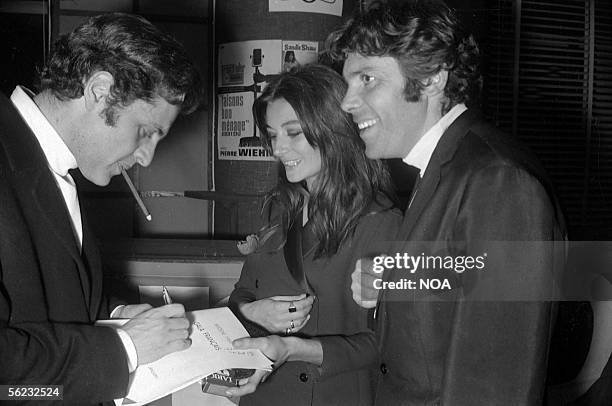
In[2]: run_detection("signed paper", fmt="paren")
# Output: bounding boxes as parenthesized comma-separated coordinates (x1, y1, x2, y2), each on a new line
(97, 307, 272, 405)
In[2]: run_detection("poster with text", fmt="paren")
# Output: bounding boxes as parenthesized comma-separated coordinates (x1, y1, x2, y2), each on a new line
(269, 0, 343, 17)
(281, 40, 318, 72)
(217, 40, 281, 161)
(217, 91, 275, 160)
(218, 40, 281, 87)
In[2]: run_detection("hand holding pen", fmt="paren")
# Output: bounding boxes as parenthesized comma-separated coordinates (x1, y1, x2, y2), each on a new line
(120, 286, 189, 365)
(122, 302, 191, 365)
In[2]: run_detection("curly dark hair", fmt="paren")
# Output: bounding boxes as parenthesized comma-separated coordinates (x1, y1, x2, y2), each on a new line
(253, 64, 395, 258)
(326, 0, 481, 114)
(38, 13, 201, 124)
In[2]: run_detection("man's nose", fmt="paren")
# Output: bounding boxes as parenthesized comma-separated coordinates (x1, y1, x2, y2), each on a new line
(341, 86, 360, 113)
(133, 138, 158, 167)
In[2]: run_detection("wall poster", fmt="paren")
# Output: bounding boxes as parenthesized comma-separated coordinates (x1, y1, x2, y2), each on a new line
(217, 40, 318, 161)
(281, 40, 318, 72)
(269, 0, 343, 17)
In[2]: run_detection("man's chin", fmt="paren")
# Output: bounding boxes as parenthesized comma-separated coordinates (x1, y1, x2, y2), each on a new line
(83, 172, 112, 187)
(364, 147, 384, 160)
(365, 144, 401, 160)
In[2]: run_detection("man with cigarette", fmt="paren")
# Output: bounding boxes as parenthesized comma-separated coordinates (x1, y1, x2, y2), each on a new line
(0, 13, 201, 404)
(324, 1, 566, 405)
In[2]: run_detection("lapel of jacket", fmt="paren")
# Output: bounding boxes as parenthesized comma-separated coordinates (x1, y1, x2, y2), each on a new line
(283, 211, 309, 293)
(398, 164, 440, 241)
(377, 109, 480, 347)
(30, 163, 92, 312)
(397, 109, 479, 241)
(1, 95, 92, 310)
(282, 211, 317, 295)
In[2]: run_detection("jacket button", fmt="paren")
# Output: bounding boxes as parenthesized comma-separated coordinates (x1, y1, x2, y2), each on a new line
(380, 363, 388, 374)
(299, 373, 309, 382)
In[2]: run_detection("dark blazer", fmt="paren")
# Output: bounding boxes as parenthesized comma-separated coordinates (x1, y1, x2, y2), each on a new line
(230, 198, 401, 406)
(0, 93, 128, 405)
(375, 109, 566, 406)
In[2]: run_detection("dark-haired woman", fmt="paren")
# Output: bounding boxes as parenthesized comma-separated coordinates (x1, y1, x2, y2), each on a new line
(227, 64, 401, 406)
(282, 50, 300, 72)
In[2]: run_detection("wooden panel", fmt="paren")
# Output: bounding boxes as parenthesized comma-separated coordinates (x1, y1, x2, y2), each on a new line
(104, 259, 243, 313)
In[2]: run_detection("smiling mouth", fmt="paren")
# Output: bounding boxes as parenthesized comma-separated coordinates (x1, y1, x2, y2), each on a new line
(357, 119, 378, 130)
(282, 159, 301, 168)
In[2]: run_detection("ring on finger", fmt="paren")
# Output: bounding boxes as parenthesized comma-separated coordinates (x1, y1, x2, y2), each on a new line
(285, 327, 292, 335)
(288, 301, 297, 313)
(290, 320, 295, 329)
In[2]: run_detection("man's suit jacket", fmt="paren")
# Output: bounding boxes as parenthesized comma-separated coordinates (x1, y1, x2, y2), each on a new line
(0, 93, 128, 405)
(375, 109, 566, 406)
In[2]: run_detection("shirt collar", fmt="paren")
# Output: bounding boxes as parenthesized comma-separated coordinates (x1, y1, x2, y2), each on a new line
(403, 103, 467, 177)
(10, 86, 77, 177)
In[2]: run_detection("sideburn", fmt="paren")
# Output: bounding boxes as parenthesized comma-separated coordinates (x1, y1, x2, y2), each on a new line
(100, 104, 119, 126)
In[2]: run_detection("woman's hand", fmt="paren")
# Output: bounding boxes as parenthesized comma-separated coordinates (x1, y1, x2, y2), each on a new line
(239, 294, 314, 334)
(224, 335, 323, 399)
(225, 336, 291, 398)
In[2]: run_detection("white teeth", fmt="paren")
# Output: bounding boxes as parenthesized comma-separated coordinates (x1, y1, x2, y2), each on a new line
(283, 160, 300, 167)
(358, 119, 378, 130)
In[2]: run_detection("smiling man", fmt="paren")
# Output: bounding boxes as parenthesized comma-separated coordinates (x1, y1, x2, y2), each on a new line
(0, 13, 201, 405)
(327, 1, 566, 405)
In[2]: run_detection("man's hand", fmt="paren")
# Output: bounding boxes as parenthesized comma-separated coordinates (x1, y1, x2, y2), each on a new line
(225, 336, 289, 398)
(112, 304, 153, 319)
(122, 304, 191, 365)
(239, 294, 313, 334)
(351, 258, 381, 309)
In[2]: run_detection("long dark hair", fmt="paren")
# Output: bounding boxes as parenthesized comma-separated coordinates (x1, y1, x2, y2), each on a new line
(253, 64, 395, 258)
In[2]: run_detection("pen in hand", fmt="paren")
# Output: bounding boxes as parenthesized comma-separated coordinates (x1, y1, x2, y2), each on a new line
(162, 286, 173, 305)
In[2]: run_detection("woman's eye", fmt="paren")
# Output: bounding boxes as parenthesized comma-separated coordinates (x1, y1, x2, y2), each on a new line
(287, 130, 303, 138)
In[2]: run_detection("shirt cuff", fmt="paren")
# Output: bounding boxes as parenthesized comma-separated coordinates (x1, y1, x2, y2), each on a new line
(110, 305, 125, 318)
(115, 328, 138, 373)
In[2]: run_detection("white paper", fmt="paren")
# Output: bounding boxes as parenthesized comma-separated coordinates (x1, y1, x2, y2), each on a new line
(97, 307, 272, 405)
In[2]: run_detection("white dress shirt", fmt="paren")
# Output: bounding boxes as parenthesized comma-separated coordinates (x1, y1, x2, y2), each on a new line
(10, 86, 83, 249)
(403, 103, 468, 177)
(10, 86, 137, 376)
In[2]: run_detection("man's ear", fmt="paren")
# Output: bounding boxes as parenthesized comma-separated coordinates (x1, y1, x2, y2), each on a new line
(83, 71, 114, 111)
(422, 70, 449, 97)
